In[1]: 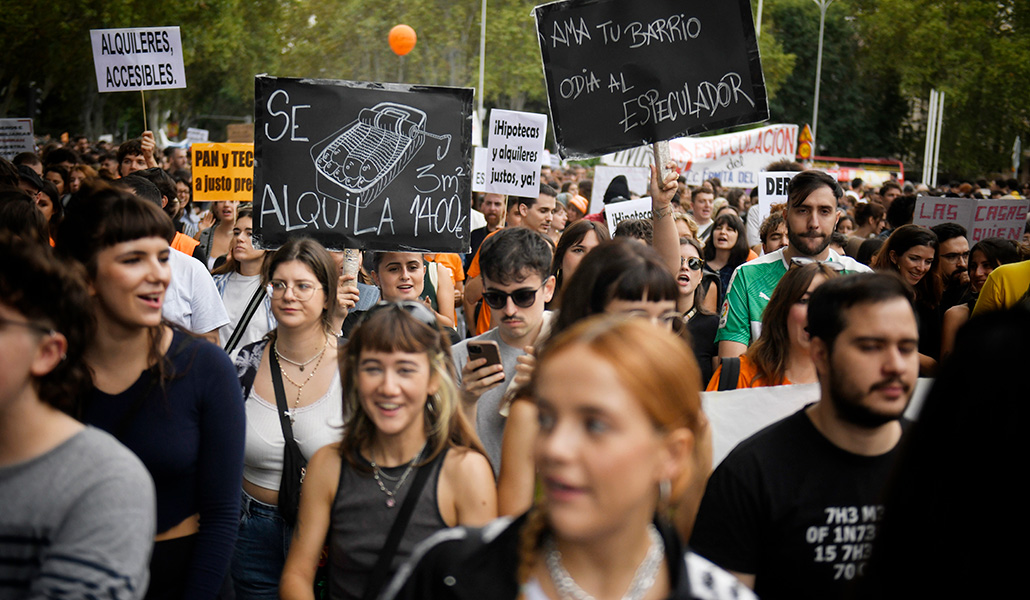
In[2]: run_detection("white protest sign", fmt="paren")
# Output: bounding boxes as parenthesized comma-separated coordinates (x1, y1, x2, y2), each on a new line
(186, 127, 210, 145)
(591, 165, 650, 213)
(702, 379, 932, 468)
(752, 170, 800, 243)
(914, 196, 1030, 243)
(485, 109, 547, 197)
(90, 27, 186, 92)
(604, 124, 799, 189)
(605, 197, 652, 233)
(0, 118, 34, 160)
(472, 147, 489, 193)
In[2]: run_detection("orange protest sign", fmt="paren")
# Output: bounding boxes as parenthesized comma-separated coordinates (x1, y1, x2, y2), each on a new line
(192, 142, 254, 202)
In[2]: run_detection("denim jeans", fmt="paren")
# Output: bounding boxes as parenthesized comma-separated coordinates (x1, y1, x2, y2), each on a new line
(230, 490, 292, 600)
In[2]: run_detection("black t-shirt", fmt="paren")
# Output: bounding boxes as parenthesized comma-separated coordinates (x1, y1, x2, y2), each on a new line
(690, 407, 906, 600)
(686, 312, 719, 387)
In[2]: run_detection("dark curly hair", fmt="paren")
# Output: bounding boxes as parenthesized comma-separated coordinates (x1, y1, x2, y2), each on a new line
(0, 234, 95, 414)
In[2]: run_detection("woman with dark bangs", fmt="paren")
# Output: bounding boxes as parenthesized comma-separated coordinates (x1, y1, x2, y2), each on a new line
(547, 219, 610, 309)
(702, 212, 755, 309)
(708, 262, 839, 391)
(55, 186, 245, 600)
(280, 302, 496, 600)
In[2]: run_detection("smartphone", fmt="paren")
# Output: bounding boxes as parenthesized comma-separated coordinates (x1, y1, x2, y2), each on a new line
(467, 340, 503, 370)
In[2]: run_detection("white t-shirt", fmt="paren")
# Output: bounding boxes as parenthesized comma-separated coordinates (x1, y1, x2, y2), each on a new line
(163, 249, 231, 335)
(217, 272, 274, 359)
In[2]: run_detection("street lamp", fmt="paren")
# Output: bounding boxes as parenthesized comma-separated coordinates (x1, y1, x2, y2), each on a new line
(811, 0, 833, 154)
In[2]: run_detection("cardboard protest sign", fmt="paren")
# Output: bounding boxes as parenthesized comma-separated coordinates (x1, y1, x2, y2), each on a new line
(192, 143, 255, 202)
(751, 170, 800, 241)
(226, 123, 255, 143)
(90, 27, 186, 92)
(253, 75, 473, 253)
(603, 124, 798, 188)
(485, 109, 547, 197)
(591, 165, 650, 213)
(0, 118, 34, 160)
(702, 379, 931, 468)
(472, 147, 489, 193)
(914, 196, 1029, 243)
(186, 127, 209, 145)
(534, 0, 768, 158)
(604, 197, 652, 233)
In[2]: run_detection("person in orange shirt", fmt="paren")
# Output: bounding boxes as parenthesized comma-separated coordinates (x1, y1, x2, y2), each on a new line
(708, 262, 839, 391)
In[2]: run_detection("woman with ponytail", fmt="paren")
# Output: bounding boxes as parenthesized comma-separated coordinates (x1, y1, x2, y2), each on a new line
(383, 316, 752, 600)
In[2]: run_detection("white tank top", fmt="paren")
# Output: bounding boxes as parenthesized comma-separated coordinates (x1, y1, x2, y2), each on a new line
(242, 369, 345, 490)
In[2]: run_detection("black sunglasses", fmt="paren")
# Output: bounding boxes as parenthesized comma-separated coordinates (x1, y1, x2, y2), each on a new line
(681, 256, 703, 271)
(481, 283, 545, 310)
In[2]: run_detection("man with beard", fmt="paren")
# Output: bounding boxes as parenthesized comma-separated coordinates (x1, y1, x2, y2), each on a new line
(691, 273, 917, 600)
(931, 223, 970, 311)
(717, 170, 871, 358)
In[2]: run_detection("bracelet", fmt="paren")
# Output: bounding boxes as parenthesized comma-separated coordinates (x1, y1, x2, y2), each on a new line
(652, 204, 673, 220)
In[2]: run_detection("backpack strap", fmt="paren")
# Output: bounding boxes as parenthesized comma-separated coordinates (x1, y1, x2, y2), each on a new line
(717, 357, 741, 392)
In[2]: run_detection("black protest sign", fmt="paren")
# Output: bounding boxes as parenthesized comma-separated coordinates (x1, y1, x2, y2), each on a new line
(253, 76, 473, 253)
(534, 0, 768, 159)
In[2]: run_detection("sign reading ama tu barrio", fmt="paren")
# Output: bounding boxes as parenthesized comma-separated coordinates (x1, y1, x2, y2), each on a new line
(534, 0, 768, 159)
(253, 76, 473, 253)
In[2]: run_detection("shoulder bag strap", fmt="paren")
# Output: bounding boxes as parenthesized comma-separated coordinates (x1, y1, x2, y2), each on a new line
(717, 357, 742, 392)
(224, 283, 268, 355)
(361, 449, 447, 600)
(268, 348, 298, 444)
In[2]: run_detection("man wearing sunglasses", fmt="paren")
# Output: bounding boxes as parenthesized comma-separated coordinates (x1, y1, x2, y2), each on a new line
(451, 227, 554, 475)
(716, 171, 871, 359)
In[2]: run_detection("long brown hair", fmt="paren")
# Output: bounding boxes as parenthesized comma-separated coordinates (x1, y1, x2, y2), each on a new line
(338, 304, 484, 470)
(211, 206, 269, 276)
(747, 262, 839, 386)
(871, 224, 942, 307)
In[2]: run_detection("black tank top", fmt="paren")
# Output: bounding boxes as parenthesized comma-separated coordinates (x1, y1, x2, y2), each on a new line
(328, 447, 449, 600)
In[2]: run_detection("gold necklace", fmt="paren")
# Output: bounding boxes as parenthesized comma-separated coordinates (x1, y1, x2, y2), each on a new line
(277, 336, 329, 421)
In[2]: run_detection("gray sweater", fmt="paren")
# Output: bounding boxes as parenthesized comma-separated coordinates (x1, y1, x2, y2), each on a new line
(0, 427, 156, 600)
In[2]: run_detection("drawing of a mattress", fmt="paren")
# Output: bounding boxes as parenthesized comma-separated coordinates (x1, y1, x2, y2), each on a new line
(311, 102, 427, 207)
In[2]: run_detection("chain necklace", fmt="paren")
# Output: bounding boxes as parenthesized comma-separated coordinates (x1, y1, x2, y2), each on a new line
(276, 336, 328, 422)
(369, 442, 426, 508)
(274, 336, 327, 371)
(544, 524, 663, 600)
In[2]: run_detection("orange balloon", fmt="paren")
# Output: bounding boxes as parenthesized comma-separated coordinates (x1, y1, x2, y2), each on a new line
(389, 24, 417, 56)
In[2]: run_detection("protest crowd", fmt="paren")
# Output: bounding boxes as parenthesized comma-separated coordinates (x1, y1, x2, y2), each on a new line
(3, 62, 1030, 600)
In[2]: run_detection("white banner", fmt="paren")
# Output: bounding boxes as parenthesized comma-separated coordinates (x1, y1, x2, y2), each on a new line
(603, 124, 799, 189)
(185, 127, 209, 145)
(591, 165, 650, 213)
(485, 109, 547, 197)
(472, 147, 489, 193)
(0, 118, 34, 160)
(605, 197, 653, 233)
(90, 26, 186, 92)
(702, 379, 932, 468)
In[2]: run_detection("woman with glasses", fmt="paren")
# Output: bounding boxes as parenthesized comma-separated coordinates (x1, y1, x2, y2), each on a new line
(280, 302, 496, 600)
(708, 262, 839, 391)
(230, 237, 346, 600)
(678, 237, 719, 387)
(384, 317, 746, 600)
(55, 187, 245, 600)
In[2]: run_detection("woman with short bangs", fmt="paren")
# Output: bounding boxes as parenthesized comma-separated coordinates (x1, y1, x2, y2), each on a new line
(871, 224, 941, 372)
(56, 186, 245, 600)
(385, 317, 747, 600)
(280, 303, 496, 600)
(708, 262, 839, 390)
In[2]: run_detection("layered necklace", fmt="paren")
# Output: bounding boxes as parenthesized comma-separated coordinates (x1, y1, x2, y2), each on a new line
(544, 524, 663, 600)
(275, 336, 329, 422)
(369, 442, 426, 508)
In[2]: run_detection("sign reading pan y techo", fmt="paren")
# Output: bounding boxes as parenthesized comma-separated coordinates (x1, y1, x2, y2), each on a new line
(534, 0, 768, 158)
(90, 27, 186, 92)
